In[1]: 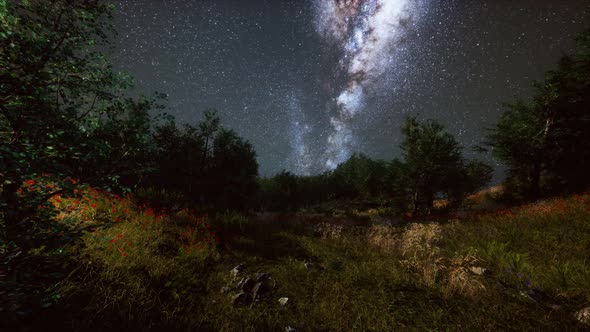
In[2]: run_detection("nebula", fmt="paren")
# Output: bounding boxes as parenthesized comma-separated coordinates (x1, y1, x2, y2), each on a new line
(314, 0, 424, 169)
(287, 92, 313, 175)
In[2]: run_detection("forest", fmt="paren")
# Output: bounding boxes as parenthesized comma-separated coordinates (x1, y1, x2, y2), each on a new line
(1, 1, 590, 331)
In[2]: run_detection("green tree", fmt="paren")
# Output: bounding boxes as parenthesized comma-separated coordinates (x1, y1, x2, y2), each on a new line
(150, 110, 258, 210)
(0, 0, 147, 249)
(397, 117, 491, 215)
(487, 29, 590, 198)
(486, 100, 546, 198)
(332, 153, 388, 199)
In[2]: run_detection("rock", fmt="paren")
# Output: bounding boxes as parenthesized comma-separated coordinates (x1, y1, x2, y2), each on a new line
(285, 326, 297, 332)
(304, 262, 317, 271)
(469, 266, 488, 275)
(519, 290, 536, 302)
(237, 277, 255, 292)
(231, 263, 246, 278)
(255, 272, 270, 282)
(232, 291, 251, 306)
(278, 297, 289, 306)
(547, 304, 562, 310)
(220, 286, 231, 294)
(251, 281, 268, 300)
(575, 307, 590, 326)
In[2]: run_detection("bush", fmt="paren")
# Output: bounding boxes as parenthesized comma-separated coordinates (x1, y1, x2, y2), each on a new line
(133, 187, 186, 212)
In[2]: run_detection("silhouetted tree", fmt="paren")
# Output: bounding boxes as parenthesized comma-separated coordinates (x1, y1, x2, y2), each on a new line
(487, 29, 590, 198)
(397, 117, 491, 215)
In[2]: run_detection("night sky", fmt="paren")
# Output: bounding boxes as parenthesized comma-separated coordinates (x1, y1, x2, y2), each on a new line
(111, 0, 589, 179)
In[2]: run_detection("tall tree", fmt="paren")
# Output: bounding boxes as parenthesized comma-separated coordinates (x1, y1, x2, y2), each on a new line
(397, 117, 491, 215)
(0, 0, 138, 249)
(486, 29, 590, 198)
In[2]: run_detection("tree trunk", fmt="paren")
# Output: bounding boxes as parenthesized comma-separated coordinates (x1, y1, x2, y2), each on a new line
(529, 164, 541, 199)
(412, 190, 419, 217)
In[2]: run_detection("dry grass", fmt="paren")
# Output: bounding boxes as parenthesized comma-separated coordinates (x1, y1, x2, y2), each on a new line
(364, 222, 487, 299)
(444, 253, 486, 300)
(313, 221, 344, 240)
(366, 224, 399, 252)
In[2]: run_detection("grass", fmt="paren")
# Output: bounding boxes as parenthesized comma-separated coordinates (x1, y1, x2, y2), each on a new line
(2, 182, 590, 331)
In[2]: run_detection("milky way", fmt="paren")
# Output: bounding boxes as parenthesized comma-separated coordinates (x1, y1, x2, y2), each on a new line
(314, 0, 429, 169)
(112, 0, 589, 178)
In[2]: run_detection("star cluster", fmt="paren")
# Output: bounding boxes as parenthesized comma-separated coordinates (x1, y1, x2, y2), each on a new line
(112, 0, 589, 178)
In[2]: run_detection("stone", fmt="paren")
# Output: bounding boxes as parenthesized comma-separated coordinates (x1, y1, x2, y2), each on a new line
(278, 297, 289, 306)
(304, 262, 316, 271)
(575, 307, 590, 326)
(519, 290, 536, 302)
(220, 286, 231, 294)
(255, 272, 270, 282)
(231, 263, 246, 278)
(237, 277, 255, 292)
(469, 266, 488, 275)
(232, 291, 251, 306)
(251, 281, 268, 300)
(285, 326, 297, 332)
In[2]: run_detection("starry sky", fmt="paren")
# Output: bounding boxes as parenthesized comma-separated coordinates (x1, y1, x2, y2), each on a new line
(111, 0, 589, 179)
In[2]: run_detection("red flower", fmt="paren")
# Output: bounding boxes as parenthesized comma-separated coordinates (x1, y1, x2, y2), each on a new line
(117, 233, 123, 238)
(122, 253, 127, 257)
(25, 179, 35, 186)
(91, 203, 97, 208)
(110, 239, 115, 243)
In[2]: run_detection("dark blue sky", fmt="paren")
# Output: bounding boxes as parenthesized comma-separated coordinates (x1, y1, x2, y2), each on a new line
(112, 0, 589, 179)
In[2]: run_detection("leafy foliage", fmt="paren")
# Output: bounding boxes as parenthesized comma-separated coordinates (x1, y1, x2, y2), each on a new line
(486, 29, 590, 199)
(394, 117, 492, 214)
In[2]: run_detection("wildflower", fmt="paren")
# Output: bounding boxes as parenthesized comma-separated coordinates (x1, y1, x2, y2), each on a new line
(122, 253, 127, 257)
(91, 203, 97, 208)
(525, 280, 532, 287)
(110, 239, 115, 243)
(117, 233, 123, 239)
(25, 179, 35, 185)
(516, 273, 523, 278)
(505, 269, 511, 274)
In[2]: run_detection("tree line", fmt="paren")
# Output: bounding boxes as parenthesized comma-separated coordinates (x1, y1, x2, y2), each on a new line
(1, 0, 589, 228)
(258, 117, 493, 215)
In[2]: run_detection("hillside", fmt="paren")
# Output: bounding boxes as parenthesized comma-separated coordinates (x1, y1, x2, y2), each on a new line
(2, 181, 590, 331)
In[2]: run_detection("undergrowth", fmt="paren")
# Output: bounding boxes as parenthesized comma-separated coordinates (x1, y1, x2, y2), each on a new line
(2, 180, 590, 331)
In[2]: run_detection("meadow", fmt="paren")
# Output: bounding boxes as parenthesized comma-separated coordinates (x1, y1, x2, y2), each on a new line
(2, 177, 590, 331)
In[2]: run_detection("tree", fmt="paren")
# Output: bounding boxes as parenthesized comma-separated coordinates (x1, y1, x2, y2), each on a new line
(210, 128, 258, 210)
(486, 100, 546, 198)
(486, 29, 590, 198)
(397, 117, 491, 215)
(149, 110, 258, 210)
(331, 153, 388, 199)
(0, 0, 147, 250)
